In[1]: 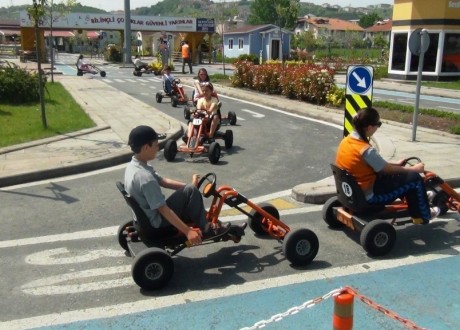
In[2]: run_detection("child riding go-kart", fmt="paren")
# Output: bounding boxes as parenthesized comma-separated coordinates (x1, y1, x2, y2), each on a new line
(156, 78, 189, 107)
(188, 89, 237, 126)
(132, 56, 152, 77)
(76, 54, 106, 77)
(164, 109, 233, 164)
(322, 157, 460, 256)
(116, 172, 319, 290)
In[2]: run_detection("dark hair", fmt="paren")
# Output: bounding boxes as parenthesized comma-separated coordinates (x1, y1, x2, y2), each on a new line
(78, 54, 83, 59)
(200, 81, 214, 91)
(352, 107, 380, 142)
(128, 125, 158, 153)
(197, 68, 210, 82)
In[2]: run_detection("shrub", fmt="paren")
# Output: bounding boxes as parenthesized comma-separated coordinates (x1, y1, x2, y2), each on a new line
(237, 54, 259, 65)
(230, 60, 254, 88)
(326, 84, 346, 107)
(252, 63, 282, 94)
(0, 61, 41, 103)
(105, 46, 122, 62)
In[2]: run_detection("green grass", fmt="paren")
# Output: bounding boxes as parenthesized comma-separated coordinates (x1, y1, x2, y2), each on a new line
(0, 82, 95, 148)
(422, 80, 460, 90)
(209, 73, 231, 82)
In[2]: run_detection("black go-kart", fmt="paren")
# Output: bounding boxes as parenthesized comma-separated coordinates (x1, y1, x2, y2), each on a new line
(116, 173, 319, 290)
(132, 65, 152, 77)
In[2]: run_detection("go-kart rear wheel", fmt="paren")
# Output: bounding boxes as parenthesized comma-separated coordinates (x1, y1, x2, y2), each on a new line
(131, 247, 174, 290)
(156, 92, 163, 103)
(249, 203, 280, 236)
(224, 130, 233, 149)
(164, 140, 177, 162)
(322, 196, 344, 229)
(360, 220, 396, 256)
(432, 191, 449, 216)
(228, 111, 237, 125)
(208, 142, 221, 164)
(184, 107, 191, 120)
(171, 95, 179, 107)
(117, 220, 134, 252)
(77, 70, 83, 76)
(283, 228, 319, 266)
(100, 71, 106, 77)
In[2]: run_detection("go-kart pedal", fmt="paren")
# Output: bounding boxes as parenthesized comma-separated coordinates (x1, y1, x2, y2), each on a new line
(202, 222, 231, 242)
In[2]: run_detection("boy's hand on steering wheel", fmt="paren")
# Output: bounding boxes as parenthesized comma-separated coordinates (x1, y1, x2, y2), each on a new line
(411, 162, 425, 173)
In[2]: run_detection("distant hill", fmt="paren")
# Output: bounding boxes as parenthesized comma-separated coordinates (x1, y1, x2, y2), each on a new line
(0, 1, 392, 27)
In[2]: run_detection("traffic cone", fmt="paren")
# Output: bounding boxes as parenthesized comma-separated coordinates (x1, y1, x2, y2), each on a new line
(333, 292, 354, 330)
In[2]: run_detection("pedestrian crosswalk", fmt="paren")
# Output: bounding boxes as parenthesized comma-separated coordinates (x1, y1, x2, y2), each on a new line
(103, 77, 163, 84)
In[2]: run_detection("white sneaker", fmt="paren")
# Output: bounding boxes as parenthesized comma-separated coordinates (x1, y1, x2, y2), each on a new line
(427, 190, 435, 203)
(430, 206, 441, 219)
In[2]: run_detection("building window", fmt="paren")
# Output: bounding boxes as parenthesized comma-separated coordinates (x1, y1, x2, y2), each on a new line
(238, 38, 244, 49)
(228, 39, 233, 49)
(391, 33, 408, 71)
(409, 32, 438, 72)
(441, 33, 460, 73)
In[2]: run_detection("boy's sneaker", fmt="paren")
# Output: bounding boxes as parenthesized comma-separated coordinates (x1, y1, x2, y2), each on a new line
(427, 190, 435, 203)
(430, 206, 441, 219)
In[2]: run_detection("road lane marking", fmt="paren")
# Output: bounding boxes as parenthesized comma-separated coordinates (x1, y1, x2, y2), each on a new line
(241, 109, 265, 118)
(4, 247, 460, 329)
(25, 247, 124, 265)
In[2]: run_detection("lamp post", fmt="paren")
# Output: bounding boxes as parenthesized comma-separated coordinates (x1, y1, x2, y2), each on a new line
(123, 0, 132, 65)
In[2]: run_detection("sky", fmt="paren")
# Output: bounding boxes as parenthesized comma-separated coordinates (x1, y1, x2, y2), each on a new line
(1, 1, 394, 12)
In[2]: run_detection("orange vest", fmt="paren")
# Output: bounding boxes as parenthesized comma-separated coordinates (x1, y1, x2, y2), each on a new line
(181, 44, 190, 58)
(335, 135, 376, 192)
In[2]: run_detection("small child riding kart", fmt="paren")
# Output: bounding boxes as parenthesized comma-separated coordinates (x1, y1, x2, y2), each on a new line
(117, 172, 319, 290)
(132, 55, 152, 76)
(164, 109, 233, 164)
(155, 67, 188, 107)
(323, 157, 460, 256)
(76, 54, 106, 77)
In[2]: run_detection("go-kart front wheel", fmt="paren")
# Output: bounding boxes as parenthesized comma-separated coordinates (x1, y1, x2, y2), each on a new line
(171, 95, 179, 107)
(184, 107, 191, 120)
(228, 111, 237, 125)
(208, 142, 221, 164)
(131, 247, 174, 290)
(322, 196, 344, 229)
(360, 220, 396, 256)
(100, 71, 106, 77)
(249, 203, 280, 235)
(117, 220, 134, 252)
(156, 92, 163, 103)
(283, 228, 319, 266)
(224, 130, 233, 149)
(164, 140, 177, 162)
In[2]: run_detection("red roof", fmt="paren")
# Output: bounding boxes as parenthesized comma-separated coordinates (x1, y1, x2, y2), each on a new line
(44, 31, 75, 37)
(366, 19, 392, 33)
(306, 17, 364, 32)
(86, 31, 100, 39)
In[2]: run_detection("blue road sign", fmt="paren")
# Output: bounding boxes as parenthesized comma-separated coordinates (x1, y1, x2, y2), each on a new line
(346, 66, 374, 96)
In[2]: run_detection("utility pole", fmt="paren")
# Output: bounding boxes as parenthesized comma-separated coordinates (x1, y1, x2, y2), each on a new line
(124, 0, 132, 65)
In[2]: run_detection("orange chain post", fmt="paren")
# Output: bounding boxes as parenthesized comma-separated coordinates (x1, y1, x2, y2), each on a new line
(333, 291, 354, 330)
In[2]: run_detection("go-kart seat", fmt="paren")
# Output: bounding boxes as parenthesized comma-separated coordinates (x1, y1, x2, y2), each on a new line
(331, 164, 384, 215)
(116, 182, 178, 245)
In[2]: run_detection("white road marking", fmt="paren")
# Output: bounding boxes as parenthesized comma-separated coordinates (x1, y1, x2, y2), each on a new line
(125, 79, 137, 83)
(25, 247, 123, 265)
(113, 79, 125, 83)
(241, 109, 265, 118)
(4, 247, 460, 329)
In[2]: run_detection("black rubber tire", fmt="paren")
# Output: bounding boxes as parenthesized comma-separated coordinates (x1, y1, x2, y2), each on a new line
(322, 196, 344, 229)
(131, 248, 174, 290)
(184, 107, 191, 120)
(208, 142, 221, 164)
(171, 95, 178, 107)
(164, 140, 177, 162)
(283, 228, 319, 266)
(117, 220, 134, 252)
(248, 203, 280, 235)
(77, 70, 83, 76)
(360, 220, 396, 256)
(432, 191, 449, 216)
(228, 111, 237, 125)
(156, 93, 162, 103)
(224, 130, 233, 149)
(100, 71, 106, 77)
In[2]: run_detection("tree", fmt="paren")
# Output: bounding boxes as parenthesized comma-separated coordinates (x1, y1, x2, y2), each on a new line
(292, 30, 317, 51)
(28, 0, 48, 129)
(248, 0, 299, 29)
(359, 12, 382, 29)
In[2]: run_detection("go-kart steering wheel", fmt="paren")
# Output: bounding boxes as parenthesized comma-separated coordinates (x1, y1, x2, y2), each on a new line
(401, 156, 421, 166)
(197, 173, 217, 198)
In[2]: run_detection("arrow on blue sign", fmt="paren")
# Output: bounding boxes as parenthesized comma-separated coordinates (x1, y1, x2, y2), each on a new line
(347, 66, 373, 95)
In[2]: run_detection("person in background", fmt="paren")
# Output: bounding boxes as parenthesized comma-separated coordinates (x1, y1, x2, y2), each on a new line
(162, 65, 175, 95)
(133, 55, 149, 70)
(77, 54, 94, 72)
(181, 40, 193, 74)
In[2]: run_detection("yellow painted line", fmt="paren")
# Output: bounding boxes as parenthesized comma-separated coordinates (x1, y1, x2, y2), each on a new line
(219, 198, 299, 217)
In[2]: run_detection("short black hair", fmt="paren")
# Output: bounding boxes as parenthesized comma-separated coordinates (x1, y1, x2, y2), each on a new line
(128, 125, 158, 153)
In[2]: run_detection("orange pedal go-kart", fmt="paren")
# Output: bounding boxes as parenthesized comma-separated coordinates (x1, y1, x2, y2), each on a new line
(164, 110, 233, 164)
(184, 101, 237, 126)
(76, 61, 106, 77)
(155, 79, 189, 107)
(322, 157, 460, 256)
(116, 173, 319, 290)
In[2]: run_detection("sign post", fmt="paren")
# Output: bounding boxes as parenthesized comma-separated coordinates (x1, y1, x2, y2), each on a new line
(408, 28, 430, 141)
(343, 66, 374, 137)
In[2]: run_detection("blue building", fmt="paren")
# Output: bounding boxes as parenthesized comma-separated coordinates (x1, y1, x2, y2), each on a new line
(222, 24, 292, 62)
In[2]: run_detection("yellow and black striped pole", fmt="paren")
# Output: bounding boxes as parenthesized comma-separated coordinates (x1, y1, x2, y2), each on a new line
(343, 66, 374, 137)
